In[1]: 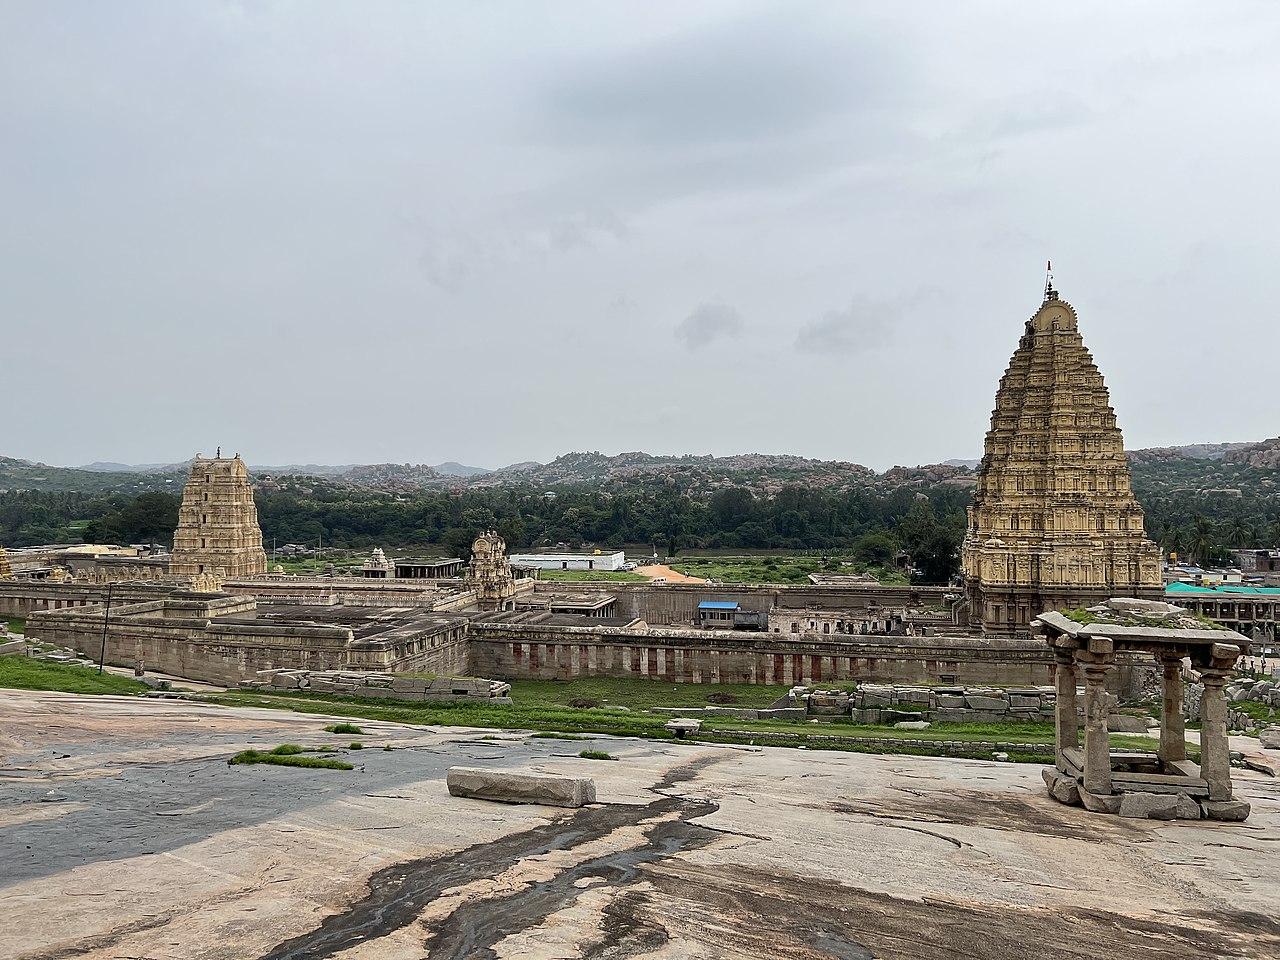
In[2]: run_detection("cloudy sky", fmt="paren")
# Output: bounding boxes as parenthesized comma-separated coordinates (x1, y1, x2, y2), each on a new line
(3, 2, 1278, 471)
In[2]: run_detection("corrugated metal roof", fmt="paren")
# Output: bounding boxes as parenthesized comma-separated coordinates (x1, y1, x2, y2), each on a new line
(698, 600, 739, 610)
(1167, 582, 1280, 597)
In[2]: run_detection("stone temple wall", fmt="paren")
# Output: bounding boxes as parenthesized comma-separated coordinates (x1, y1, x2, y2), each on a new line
(469, 621, 1054, 687)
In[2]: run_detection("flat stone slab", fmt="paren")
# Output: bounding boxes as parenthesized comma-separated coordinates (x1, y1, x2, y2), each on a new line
(446, 767, 596, 808)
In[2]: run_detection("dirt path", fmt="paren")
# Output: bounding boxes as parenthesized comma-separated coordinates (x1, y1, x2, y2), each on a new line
(636, 563, 706, 584)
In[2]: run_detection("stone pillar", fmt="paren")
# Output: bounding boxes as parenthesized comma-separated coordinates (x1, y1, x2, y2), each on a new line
(1198, 670, 1232, 801)
(1158, 655, 1186, 765)
(1082, 660, 1113, 796)
(1053, 650, 1079, 771)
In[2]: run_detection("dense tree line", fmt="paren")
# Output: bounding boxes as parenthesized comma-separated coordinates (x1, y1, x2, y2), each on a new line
(4, 459, 1280, 583)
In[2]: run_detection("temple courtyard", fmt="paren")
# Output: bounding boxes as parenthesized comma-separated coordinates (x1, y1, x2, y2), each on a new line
(2, 691, 1278, 960)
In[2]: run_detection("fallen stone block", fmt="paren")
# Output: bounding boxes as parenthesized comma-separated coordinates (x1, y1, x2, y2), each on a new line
(446, 767, 595, 808)
(1174, 793, 1202, 820)
(1259, 727, 1280, 750)
(933, 695, 967, 708)
(964, 696, 1008, 711)
(1119, 792, 1178, 820)
(1041, 768, 1081, 806)
(894, 720, 931, 730)
(934, 707, 974, 722)
(664, 718, 702, 738)
(1201, 799, 1251, 822)
(1106, 714, 1150, 734)
(1079, 789, 1122, 814)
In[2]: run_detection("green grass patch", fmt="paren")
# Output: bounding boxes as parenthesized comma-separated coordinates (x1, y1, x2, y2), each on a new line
(538, 570, 648, 582)
(579, 749, 617, 761)
(510, 677, 791, 711)
(0, 656, 149, 695)
(5, 617, 25, 634)
(198, 671, 1200, 766)
(666, 555, 908, 586)
(348, 742, 364, 750)
(324, 722, 364, 734)
(228, 747, 354, 771)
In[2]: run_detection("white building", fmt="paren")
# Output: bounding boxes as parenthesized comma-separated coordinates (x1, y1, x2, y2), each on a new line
(509, 551, 627, 572)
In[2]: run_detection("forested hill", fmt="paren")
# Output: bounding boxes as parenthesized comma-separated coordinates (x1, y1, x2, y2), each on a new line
(2, 444, 1278, 579)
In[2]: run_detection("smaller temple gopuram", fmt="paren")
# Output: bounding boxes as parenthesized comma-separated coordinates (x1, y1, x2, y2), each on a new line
(0, 547, 12, 581)
(961, 286, 1163, 634)
(169, 453, 268, 581)
(466, 530, 518, 611)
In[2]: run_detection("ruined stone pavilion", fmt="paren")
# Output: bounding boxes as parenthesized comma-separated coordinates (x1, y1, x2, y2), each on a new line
(169, 453, 267, 582)
(1035, 599, 1251, 821)
(962, 288, 1163, 634)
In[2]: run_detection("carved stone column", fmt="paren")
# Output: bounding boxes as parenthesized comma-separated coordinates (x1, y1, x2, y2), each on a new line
(1198, 669, 1232, 801)
(1053, 649, 1080, 770)
(1082, 657, 1114, 796)
(1158, 655, 1186, 765)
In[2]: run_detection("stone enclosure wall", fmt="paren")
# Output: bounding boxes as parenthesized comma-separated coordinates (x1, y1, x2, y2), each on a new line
(470, 620, 1054, 687)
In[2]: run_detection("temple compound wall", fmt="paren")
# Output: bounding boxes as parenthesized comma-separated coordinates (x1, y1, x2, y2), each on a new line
(962, 290, 1162, 635)
(468, 620, 1055, 687)
(26, 595, 469, 686)
(0, 581, 178, 619)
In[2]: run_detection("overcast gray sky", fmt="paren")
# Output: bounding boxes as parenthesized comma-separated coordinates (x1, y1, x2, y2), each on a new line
(3, 2, 1278, 471)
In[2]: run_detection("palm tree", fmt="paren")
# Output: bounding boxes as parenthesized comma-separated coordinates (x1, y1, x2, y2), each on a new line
(1189, 515, 1220, 566)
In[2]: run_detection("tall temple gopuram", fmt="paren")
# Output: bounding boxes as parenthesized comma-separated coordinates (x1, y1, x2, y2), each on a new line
(961, 287, 1162, 634)
(169, 453, 268, 581)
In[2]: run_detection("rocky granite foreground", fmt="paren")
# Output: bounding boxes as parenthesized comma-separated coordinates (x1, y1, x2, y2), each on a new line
(2, 690, 1278, 959)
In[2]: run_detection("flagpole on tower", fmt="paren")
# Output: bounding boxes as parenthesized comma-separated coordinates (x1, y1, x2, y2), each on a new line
(1043, 260, 1056, 301)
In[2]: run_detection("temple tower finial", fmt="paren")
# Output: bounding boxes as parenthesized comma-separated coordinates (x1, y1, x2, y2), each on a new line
(1043, 260, 1058, 302)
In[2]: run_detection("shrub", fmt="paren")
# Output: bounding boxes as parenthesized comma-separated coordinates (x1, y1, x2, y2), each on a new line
(348, 742, 364, 750)
(228, 748, 353, 771)
(324, 722, 363, 734)
(579, 749, 617, 761)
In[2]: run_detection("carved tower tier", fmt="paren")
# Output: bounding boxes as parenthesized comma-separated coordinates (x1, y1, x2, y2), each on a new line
(961, 290, 1162, 634)
(170, 454, 267, 581)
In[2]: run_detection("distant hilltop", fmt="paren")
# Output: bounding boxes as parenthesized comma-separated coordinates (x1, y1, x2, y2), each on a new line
(0, 440, 1272, 498)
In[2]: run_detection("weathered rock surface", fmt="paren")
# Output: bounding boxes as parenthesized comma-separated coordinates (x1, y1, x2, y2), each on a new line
(445, 767, 596, 808)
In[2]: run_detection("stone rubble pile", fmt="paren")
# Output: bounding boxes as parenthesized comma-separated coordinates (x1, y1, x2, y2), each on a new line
(1184, 678, 1277, 733)
(241, 669, 512, 703)
(1041, 768, 1247, 822)
(809, 684, 1060, 724)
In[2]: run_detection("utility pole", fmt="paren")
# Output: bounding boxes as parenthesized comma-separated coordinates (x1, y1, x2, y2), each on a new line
(97, 581, 115, 674)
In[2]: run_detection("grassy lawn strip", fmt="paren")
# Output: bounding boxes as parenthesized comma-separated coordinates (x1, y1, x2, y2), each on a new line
(5, 617, 25, 634)
(510, 678, 792, 711)
(666, 556, 908, 586)
(204, 690, 1190, 761)
(228, 743, 354, 770)
(0, 656, 149, 695)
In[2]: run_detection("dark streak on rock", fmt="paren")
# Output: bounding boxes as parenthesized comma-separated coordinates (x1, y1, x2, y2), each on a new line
(255, 753, 727, 960)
